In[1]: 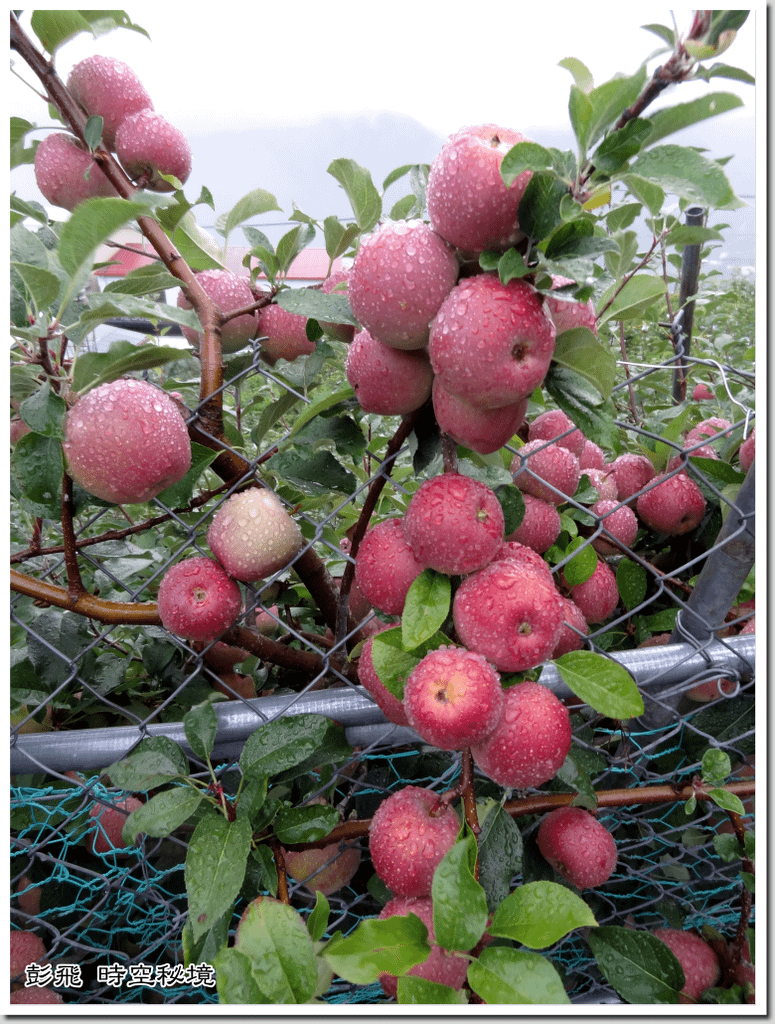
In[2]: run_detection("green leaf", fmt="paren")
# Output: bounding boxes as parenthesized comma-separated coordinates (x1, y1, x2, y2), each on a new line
(106, 735, 190, 791)
(322, 915, 431, 985)
(159, 208, 226, 271)
(432, 832, 489, 952)
(19, 381, 67, 438)
(239, 714, 335, 778)
(628, 145, 744, 210)
(11, 262, 62, 311)
(214, 948, 267, 1003)
(276, 287, 358, 326)
(552, 329, 616, 400)
(370, 626, 452, 701)
(477, 803, 524, 912)
(588, 926, 683, 1003)
(79, 293, 201, 333)
(496, 484, 525, 536)
(306, 892, 330, 944)
(276, 222, 316, 278)
(72, 339, 193, 394)
(554, 650, 644, 719)
(397, 975, 468, 1004)
(586, 67, 648, 150)
(122, 786, 204, 843)
(103, 263, 184, 297)
(644, 92, 745, 147)
(185, 815, 252, 943)
(559, 57, 595, 93)
(30, 9, 93, 51)
(57, 197, 147, 278)
(620, 173, 665, 216)
(597, 273, 666, 325)
(544, 366, 619, 452)
(518, 174, 568, 240)
(268, 449, 356, 494)
(467, 946, 570, 1004)
(327, 159, 381, 233)
(234, 897, 318, 1003)
(286, 383, 354, 439)
(494, 247, 534, 284)
(568, 84, 594, 156)
(489, 881, 597, 949)
(273, 803, 339, 845)
(402, 570, 452, 650)
(706, 788, 746, 816)
(217, 188, 282, 245)
(184, 700, 219, 763)
(593, 118, 653, 175)
(10, 433, 63, 517)
(616, 559, 648, 611)
(500, 142, 558, 184)
(561, 537, 597, 587)
(322, 216, 360, 262)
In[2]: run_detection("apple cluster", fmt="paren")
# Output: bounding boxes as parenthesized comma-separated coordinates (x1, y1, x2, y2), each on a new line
(34, 54, 192, 212)
(61, 377, 302, 651)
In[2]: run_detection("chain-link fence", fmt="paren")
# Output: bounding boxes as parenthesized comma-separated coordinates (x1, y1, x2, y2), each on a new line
(10, 297, 756, 1004)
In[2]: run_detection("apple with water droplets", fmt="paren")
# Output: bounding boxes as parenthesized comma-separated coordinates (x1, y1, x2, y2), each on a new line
(429, 273, 556, 409)
(349, 219, 459, 350)
(403, 472, 505, 576)
(505, 492, 562, 553)
(470, 680, 572, 789)
(345, 329, 434, 415)
(368, 785, 460, 899)
(63, 378, 191, 505)
(537, 806, 617, 888)
(432, 378, 527, 455)
(403, 645, 504, 750)
(115, 109, 192, 191)
(177, 269, 259, 353)
(257, 302, 315, 363)
(89, 796, 144, 855)
(358, 628, 411, 728)
(34, 132, 118, 211)
(636, 472, 706, 536)
(157, 556, 242, 642)
(652, 928, 721, 1003)
(426, 123, 534, 255)
(354, 517, 425, 616)
(67, 53, 154, 150)
(453, 558, 564, 672)
(207, 488, 303, 583)
(511, 439, 581, 505)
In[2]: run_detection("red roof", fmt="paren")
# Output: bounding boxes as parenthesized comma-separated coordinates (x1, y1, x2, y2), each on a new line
(94, 245, 157, 277)
(94, 245, 345, 283)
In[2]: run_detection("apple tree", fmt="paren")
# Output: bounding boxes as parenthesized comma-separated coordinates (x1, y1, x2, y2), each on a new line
(10, 8, 756, 1006)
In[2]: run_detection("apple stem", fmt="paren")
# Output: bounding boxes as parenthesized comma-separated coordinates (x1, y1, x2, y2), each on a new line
(441, 433, 458, 474)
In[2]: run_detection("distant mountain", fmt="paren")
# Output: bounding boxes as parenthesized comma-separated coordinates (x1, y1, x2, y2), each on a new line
(185, 111, 448, 238)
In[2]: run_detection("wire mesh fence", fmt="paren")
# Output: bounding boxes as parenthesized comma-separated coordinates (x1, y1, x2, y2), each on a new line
(10, 324, 756, 1006)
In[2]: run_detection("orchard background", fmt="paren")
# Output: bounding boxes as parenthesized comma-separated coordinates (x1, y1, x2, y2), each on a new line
(9, 8, 759, 1009)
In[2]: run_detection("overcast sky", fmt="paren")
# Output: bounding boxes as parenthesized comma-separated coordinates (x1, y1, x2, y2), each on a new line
(11, 4, 759, 140)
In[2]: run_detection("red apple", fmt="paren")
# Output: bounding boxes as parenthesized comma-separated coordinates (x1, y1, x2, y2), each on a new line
(115, 109, 191, 191)
(345, 329, 434, 415)
(537, 807, 617, 888)
(67, 53, 153, 149)
(636, 472, 706, 536)
(354, 518, 425, 616)
(403, 646, 504, 750)
(34, 132, 118, 211)
(177, 269, 259, 353)
(402, 472, 504, 576)
(432, 379, 526, 455)
(470, 681, 572, 789)
(377, 896, 469, 999)
(510, 439, 581, 506)
(257, 302, 315, 363)
(505, 492, 561, 553)
(349, 219, 459, 350)
(453, 559, 564, 673)
(89, 796, 144, 855)
(652, 928, 721, 1003)
(368, 785, 460, 899)
(63, 378, 191, 505)
(157, 556, 242, 642)
(426, 124, 534, 254)
(429, 274, 556, 409)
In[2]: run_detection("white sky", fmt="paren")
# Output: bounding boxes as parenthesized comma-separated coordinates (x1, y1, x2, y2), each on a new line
(10, 4, 758, 139)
